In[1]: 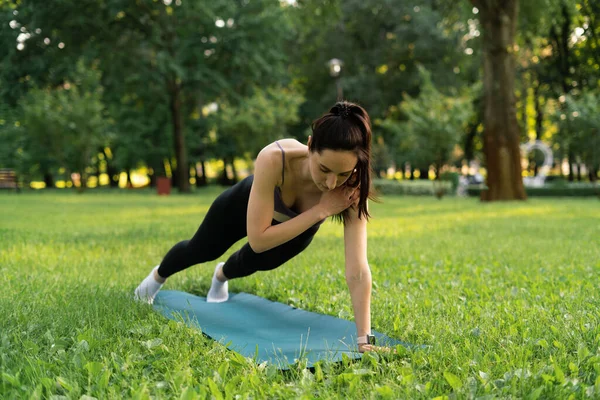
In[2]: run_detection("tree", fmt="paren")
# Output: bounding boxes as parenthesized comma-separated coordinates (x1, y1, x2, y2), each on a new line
(0, 104, 28, 178)
(98, 0, 293, 192)
(513, 0, 600, 182)
(381, 66, 475, 179)
(209, 86, 304, 184)
(287, 0, 477, 141)
(4, 0, 294, 192)
(18, 61, 108, 190)
(552, 91, 600, 182)
(470, 0, 526, 200)
(105, 81, 171, 188)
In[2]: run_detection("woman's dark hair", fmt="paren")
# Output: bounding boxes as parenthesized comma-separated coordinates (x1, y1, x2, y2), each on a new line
(310, 101, 375, 224)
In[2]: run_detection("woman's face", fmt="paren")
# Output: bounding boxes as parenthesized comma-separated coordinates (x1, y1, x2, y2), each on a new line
(308, 148, 357, 191)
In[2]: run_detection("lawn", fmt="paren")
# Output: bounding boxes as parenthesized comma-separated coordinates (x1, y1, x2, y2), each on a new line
(1, 189, 599, 399)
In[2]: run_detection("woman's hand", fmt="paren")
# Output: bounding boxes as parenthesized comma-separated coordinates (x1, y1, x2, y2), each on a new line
(358, 343, 395, 354)
(318, 186, 359, 217)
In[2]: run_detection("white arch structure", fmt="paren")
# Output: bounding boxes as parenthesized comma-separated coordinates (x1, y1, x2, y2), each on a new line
(521, 140, 553, 187)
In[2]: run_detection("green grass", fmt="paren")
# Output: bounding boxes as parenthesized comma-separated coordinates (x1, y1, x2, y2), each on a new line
(1, 189, 599, 399)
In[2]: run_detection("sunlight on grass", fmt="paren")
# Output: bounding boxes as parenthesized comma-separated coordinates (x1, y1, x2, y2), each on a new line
(1, 191, 599, 398)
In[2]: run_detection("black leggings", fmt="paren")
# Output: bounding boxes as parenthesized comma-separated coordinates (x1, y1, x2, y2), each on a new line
(156, 175, 321, 280)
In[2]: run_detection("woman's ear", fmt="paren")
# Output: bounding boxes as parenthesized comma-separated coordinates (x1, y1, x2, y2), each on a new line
(347, 169, 360, 186)
(307, 135, 312, 148)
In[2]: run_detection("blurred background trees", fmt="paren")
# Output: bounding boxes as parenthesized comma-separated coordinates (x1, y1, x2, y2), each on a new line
(0, 0, 598, 198)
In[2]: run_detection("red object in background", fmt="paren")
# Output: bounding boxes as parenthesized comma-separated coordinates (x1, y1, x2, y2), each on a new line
(157, 177, 171, 195)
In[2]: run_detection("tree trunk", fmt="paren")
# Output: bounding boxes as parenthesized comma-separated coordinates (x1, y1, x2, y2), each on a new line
(103, 148, 120, 188)
(43, 172, 54, 188)
(77, 148, 90, 192)
(589, 167, 597, 183)
(533, 82, 544, 176)
(168, 79, 190, 193)
(568, 151, 575, 182)
(435, 162, 442, 180)
(534, 86, 543, 141)
(148, 159, 164, 188)
(218, 158, 231, 185)
(171, 163, 178, 188)
(464, 95, 483, 164)
(95, 150, 102, 187)
(552, 2, 574, 181)
(419, 168, 429, 180)
(230, 157, 238, 183)
(521, 73, 532, 177)
(196, 160, 207, 187)
(472, 0, 526, 201)
(464, 123, 478, 164)
(126, 168, 133, 188)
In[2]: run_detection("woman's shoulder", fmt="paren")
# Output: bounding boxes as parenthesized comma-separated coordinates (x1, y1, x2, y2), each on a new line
(258, 139, 306, 160)
(275, 138, 304, 148)
(277, 138, 307, 157)
(255, 139, 307, 187)
(254, 140, 293, 187)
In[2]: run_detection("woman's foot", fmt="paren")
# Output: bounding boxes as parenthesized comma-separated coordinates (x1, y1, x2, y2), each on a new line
(207, 262, 229, 303)
(134, 266, 165, 304)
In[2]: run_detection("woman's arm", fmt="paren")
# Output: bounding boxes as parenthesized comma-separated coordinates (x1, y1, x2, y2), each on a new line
(247, 146, 358, 253)
(343, 203, 373, 351)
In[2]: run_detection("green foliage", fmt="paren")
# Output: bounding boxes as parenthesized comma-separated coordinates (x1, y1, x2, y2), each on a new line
(287, 0, 477, 136)
(0, 104, 25, 170)
(440, 171, 460, 193)
(373, 178, 453, 196)
(211, 86, 304, 158)
(4, 0, 290, 96)
(106, 84, 170, 175)
(519, 0, 567, 39)
(2, 0, 599, 188)
(552, 91, 600, 171)
(17, 60, 108, 186)
(380, 66, 475, 172)
(2, 0, 296, 188)
(516, 0, 600, 167)
(467, 184, 599, 197)
(1, 192, 599, 398)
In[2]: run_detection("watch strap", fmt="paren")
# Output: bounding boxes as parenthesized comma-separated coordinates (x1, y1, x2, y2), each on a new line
(357, 334, 376, 345)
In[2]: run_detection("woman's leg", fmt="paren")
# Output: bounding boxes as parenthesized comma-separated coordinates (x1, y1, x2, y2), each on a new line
(135, 176, 253, 303)
(157, 176, 254, 278)
(222, 223, 320, 280)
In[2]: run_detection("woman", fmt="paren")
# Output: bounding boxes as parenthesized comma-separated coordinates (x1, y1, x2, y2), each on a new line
(135, 101, 378, 352)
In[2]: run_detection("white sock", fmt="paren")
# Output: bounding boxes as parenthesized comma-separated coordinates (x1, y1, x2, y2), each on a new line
(134, 266, 164, 304)
(207, 262, 228, 303)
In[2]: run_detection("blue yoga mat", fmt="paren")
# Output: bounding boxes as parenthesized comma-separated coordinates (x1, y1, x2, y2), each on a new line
(154, 290, 411, 369)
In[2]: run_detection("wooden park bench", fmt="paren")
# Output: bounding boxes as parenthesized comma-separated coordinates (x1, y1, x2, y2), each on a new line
(0, 169, 20, 192)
